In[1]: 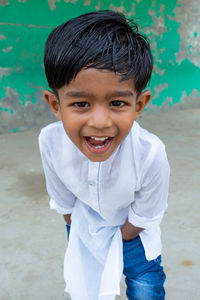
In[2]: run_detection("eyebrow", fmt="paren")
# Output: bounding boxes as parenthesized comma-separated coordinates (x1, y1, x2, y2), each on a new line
(64, 90, 134, 98)
(64, 91, 91, 98)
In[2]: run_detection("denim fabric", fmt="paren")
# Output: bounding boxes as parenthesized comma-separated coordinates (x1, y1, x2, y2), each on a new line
(65, 225, 165, 299)
(65, 223, 71, 239)
(123, 235, 166, 300)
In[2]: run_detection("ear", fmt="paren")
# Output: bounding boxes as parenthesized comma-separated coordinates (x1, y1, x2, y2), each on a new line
(43, 90, 62, 120)
(135, 90, 151, 119)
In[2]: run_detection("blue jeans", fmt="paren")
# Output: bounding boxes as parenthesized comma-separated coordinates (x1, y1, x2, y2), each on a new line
(123, 235, 166, 300)
(65, 225, 166, 300)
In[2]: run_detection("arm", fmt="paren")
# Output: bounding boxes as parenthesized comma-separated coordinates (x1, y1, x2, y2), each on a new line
(64, 214, 72, 224)
(121, 219, 143, 241)
(39, 133, 76, 216)
(127, 143, 170, 235)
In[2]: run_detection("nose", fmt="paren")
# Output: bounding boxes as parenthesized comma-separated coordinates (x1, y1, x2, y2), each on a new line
(87, 106, 112, 129)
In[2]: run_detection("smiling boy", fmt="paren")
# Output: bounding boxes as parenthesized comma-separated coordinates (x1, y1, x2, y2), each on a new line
(39, 10, 170, 300)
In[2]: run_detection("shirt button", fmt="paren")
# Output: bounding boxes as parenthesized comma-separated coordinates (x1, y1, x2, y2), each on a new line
(88, 180, 96, 186)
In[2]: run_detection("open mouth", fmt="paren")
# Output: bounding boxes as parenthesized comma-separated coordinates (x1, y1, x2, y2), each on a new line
(84, 136, 113, 153)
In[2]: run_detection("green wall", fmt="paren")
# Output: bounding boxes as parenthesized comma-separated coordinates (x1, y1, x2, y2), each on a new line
(0, 0, 200, 133)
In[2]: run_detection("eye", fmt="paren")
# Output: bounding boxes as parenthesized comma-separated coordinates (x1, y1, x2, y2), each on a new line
(110, 100, 126, 107)
(73, 102, 90, 108)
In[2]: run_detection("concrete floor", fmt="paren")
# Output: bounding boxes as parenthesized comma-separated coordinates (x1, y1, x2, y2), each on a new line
(0, 108, 200, 300)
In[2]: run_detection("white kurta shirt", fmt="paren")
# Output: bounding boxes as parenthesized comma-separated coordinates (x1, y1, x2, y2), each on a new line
(39, 121, 170, 300)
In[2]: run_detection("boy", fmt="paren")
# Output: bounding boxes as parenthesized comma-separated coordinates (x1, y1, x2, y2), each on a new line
(39, 10, 170, 300)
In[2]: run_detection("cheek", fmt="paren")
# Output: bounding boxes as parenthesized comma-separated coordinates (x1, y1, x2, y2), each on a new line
(119, 124, 133, 138)
(63, 122, 79, 135)
(117, 115, 135, 134)
(62, 115, 84, 139)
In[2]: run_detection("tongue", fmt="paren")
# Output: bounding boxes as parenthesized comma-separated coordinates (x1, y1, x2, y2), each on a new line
(86, 137, 106, 146)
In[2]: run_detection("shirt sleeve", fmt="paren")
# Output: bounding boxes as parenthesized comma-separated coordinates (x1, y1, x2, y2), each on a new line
(128, 143, 170, 230)
(39, 135, 76, 215)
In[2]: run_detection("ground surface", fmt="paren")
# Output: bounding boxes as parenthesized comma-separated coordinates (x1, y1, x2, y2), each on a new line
(0, 108, 200, 299)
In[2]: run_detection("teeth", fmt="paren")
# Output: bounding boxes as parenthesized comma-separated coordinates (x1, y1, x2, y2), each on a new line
(90, 136, 109, 141)
(94, 145, 105, 149)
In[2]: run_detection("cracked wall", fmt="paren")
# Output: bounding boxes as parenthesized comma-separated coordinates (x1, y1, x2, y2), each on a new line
(0, 0, 200, 133)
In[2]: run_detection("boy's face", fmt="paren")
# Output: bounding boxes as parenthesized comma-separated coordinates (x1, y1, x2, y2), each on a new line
(44, 68, 151, 162)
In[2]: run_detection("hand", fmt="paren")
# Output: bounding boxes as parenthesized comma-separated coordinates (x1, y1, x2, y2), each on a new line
(63, 214, 71, 224)
(121, 219, 143, 241)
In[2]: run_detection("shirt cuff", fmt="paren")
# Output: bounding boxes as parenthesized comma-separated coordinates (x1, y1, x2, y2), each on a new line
(128, 205, 167, 230)
(49, 198, 74, 215)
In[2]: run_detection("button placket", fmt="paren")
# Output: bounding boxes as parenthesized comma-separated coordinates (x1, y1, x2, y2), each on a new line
(88, 180, 96, 187)
(88, 161, 99, 210)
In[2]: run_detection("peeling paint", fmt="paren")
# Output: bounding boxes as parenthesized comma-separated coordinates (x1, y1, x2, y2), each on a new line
(0, 86, 55, 133)
(109, 4, 129, 17)
(153, 83, 168, 100)
(0, 22, 52, 29)
(145, 4, 167, 64)
(0, 34, 7, 40)
(2, 46, 13, 53)
(0, 67, 10, 80)
(147, 89, 200, 112)
(64, 0, 78, 3)
(173, 0, 200, 67)
(148, 5, 166, 31)
(48, 0, 60, 11)
(0, 0, 9, 7)
(94, 1, 100, 10)
(1, 87, 20, 108)
(84, 0, 91, 6)
(130, 4, 136, 16)
(178, 89, 200, 108)
(153, 65, 165, 76)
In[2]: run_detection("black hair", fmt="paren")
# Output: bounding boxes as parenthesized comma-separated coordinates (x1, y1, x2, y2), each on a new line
(44, 10, 153, 95)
